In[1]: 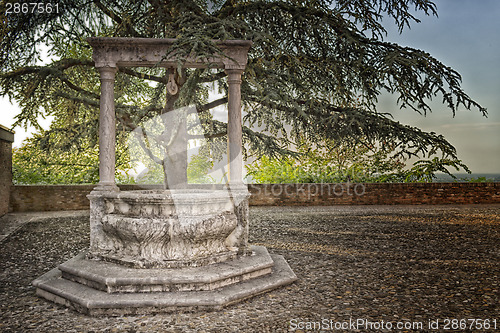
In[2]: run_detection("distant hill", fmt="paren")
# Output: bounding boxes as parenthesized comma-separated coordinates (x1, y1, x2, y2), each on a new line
(433, 173, 500, 182)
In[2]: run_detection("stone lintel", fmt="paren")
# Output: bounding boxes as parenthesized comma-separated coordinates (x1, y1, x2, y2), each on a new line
(87, 37, 252, 70)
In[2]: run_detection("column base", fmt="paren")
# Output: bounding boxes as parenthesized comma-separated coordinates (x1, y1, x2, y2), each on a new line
(226, 183, 249, 192)
(92, 183, 120, 192)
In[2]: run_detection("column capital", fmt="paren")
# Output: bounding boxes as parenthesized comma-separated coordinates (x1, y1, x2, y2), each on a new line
(225, 68, 243, 84)
(224, 68, 244, 74)
(98, 66, 118, 81)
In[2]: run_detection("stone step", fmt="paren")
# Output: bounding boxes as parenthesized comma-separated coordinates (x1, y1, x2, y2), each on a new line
(33, 253, 297, 316)
(58, 246, 274, 293)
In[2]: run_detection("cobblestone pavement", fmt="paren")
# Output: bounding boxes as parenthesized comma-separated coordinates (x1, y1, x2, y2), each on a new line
(1, 205, 499, 332)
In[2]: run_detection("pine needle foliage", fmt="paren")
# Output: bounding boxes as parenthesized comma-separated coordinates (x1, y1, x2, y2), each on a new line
(1, 0, 487, 167)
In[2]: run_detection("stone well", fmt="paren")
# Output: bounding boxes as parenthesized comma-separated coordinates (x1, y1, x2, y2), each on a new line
(32, 37, 296, 315)
(87, 189, 247, 268)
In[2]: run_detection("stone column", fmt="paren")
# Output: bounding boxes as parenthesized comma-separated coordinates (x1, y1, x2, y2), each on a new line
(96, 66, 119, 191)
(225, 69, 245, 188)
(225, 68, 250, 255)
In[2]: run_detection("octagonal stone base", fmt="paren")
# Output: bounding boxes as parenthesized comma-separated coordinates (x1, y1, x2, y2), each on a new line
(33, 246, 297, 316)
(34, 188, 296, 315)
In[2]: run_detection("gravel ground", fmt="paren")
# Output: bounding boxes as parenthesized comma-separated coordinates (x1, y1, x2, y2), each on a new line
(0, 205, 499, 332)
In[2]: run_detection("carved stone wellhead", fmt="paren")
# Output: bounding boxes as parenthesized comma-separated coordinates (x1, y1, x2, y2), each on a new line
(33, 38, 296, 315)
(87, 189, 250, 268)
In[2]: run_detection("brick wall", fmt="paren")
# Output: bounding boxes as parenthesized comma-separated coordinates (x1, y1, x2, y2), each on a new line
(248, 183, 500, 206)
(0, 126, 14, 216)
(8, 184, 162, 212)
(9, 185, 96, 212)
(9, 182, 500, 212)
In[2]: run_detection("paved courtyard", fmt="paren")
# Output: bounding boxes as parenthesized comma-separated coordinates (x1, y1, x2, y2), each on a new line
(1, 205, 499, 332)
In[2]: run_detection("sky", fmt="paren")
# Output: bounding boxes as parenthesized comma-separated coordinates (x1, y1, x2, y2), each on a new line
(378, 0, 500, 173)
(1, 0, 499, 174)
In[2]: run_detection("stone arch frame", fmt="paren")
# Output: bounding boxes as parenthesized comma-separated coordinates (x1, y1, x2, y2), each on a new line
(87, 37, 252, 191)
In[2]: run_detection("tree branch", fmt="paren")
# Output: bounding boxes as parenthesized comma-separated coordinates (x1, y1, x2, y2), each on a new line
(92, 0, 140, 36)
(92, 0, 123, 25)
(199, 71, 226, 83)
(133, 130, 163, 165)
(197, 97, 228, 113)
(188, 132, 227, 140)
(2, 59, 94, 79)
(60, 77, 100, 99)
(118, 68, 166, 83)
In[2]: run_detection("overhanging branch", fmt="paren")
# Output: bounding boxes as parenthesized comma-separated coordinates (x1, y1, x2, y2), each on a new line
(197, 97, 228, 113)
(119, 68, 166, 83)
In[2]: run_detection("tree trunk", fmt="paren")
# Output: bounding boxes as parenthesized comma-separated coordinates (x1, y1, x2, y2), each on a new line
(162, 159, 169, 190)
(162, 69, 188, 189)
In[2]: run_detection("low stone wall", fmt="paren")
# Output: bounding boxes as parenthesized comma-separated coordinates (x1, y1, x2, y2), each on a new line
(9, 184, 159, 212)
(8, 182, 500, 212)
(248, 183, 500, 206)
(10, 185, 95, 212)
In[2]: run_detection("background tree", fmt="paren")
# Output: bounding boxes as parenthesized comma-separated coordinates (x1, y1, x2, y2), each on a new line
(12, 133, 134, 184)
(1, 0, 486, 183)
(246, 138, 405, 183)
(246, 138, 471, 183)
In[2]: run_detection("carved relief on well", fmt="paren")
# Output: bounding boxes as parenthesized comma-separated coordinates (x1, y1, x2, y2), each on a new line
(88, 189, 242, 268)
